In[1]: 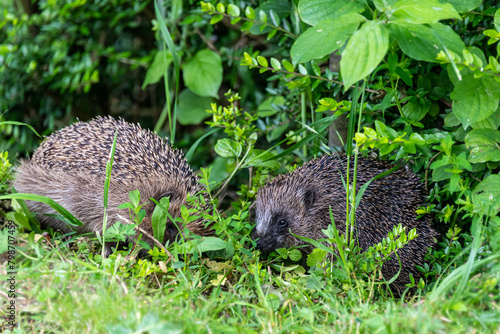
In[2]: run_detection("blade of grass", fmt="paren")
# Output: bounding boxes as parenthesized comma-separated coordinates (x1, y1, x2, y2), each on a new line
(185, 128, 220, 162)
(101, 128, 118, 260)
(0, 121, 41, 137)
(0, 193, 82, 227)
(154, 0, 180, 143)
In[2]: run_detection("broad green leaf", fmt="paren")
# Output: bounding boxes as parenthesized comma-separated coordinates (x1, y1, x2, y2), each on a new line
(176, 89, 212, 125)
(151, 197, 170, 244)
(465, 129, 500, 163)
(298, 0, 364, 26)
(183, 49, 222, 98)
(495, 8, 500, 32)
(291, 14, 365, 64)
(471, 106, 500, 130)
(402, 101, 431, 121)
(392, 0, 461, 24)
(451, 74, 500, 129)
(341, 21, 389, 90)
(388, 22, 465, 63)
(215, 138, 243, 158)
(442, 0, 482, 13)
(257, 96, 285, 117)
(196, 237, 227, 252)
(472, 174, 500, 216)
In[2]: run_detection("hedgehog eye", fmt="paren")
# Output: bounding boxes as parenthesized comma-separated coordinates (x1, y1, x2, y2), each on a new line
(278, 219, 288, 227)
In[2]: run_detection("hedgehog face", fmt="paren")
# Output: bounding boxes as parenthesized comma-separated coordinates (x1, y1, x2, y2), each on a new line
(252, 185, 316, 256)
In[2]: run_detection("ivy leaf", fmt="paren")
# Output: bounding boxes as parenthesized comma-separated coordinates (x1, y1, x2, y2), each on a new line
(290, 14, 365, 64)
(298, 0, 364, 26)
(183, 49, 222, 98)
(465, 129, 500, 163)
(388, 22, 465, 63)
(451, 74, 500, 129)
(391, 0, 461, 24)
(341, 20, 389, 90)
(306, 248, 326, 267)
(215, 138, 243, 158)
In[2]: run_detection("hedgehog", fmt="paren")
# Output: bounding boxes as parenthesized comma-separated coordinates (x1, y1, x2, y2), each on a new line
(252, 153, 435, 294)
(14, 116, 212, 255)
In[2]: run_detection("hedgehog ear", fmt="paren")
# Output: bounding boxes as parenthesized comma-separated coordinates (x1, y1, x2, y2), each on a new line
(302, 188, 316, 211)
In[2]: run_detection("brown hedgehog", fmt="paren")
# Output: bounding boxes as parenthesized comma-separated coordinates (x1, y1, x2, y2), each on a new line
(252, 154, 435, 294)
(14, 116, 212, 254)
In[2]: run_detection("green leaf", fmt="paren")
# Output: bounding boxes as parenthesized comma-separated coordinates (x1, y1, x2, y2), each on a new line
(444, 0, 482, 13)
(270, 58, 281, 70)
(451, 74, 500, 129)
(214, 138, 243, 158)
(129, 189, 141, 208)
(245, 6, 255, 19)
(196, 237, 227, 252)
(291, 14, 365, 64)
(176, 89, 212, 125)
(402, 101, 431, 121)
(257, 96, 285, 117)
(472, 174, 500, 216)
(151, 197, 170, 244)
(341, 21, 389, 90)
(183, 49, 222, 98)
(388, 22, 465, 63)
(257, 56, 268, 67)
(471, 107, 500, 130)
(142, 50, 172, 89)
(391, 0, 461, 24)
(495, 8, 500, 32)
(283, 60, 294, 72)
(289, 249, 303, 262)
(298, 0, 364, 26)
(227, 4, 240, 17)
(465, 129, 500, 163)
(306, 248, 326, 267)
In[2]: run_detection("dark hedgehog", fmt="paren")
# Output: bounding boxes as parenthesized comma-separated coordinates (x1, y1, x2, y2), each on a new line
(253, 154, 435, 294)
(14, 116, 212, 254)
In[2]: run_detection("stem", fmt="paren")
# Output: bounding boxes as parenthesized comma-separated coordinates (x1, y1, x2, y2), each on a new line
(301, 92, 307, 158)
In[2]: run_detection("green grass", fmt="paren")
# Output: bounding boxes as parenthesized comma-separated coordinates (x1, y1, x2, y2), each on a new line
(2, 228, 499, 333)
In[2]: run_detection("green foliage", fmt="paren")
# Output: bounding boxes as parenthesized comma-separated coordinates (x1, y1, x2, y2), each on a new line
(3, 0, 500, 331)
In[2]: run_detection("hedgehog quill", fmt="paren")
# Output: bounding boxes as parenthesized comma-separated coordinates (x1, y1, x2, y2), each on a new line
(14, 116, 212, 254)
(252, 154, 436, 294)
